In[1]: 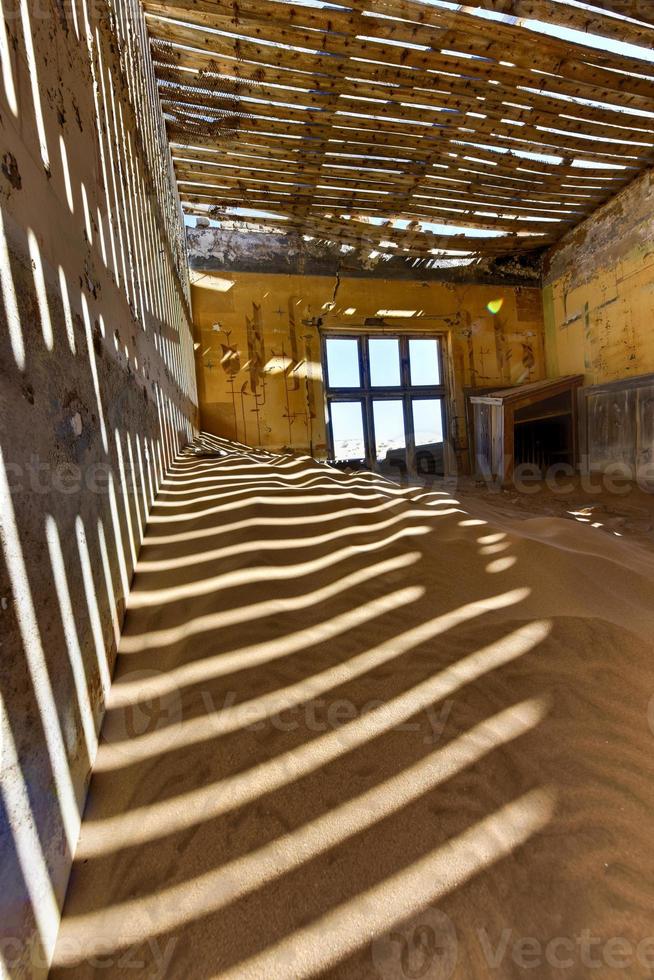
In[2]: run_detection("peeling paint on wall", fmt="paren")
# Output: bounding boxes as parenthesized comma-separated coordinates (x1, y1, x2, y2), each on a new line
(187, 227, 545, 285)
(544, 169, 654, 386)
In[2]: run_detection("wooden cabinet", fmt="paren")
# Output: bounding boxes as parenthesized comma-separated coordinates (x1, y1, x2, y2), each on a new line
(470, 375, 584, 485)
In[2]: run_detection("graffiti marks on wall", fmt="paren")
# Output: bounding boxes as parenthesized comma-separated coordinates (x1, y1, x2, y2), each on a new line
(209, 300, 320, 451)
(194, 274, 545, 455)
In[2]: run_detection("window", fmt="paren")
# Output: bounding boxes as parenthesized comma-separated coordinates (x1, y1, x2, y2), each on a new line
(330, 401, 366, 460)
(323, 333, 447, 477)
(369, 338, 401, 387)
(409, 338, 440, 386)
(325, 337, 360, 388)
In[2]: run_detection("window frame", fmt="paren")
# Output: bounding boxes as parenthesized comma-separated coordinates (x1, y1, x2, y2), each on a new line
(322, 331, 448, 473)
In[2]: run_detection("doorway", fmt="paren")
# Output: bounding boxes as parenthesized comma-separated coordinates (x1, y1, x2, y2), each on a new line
(322, 332, 447, 479)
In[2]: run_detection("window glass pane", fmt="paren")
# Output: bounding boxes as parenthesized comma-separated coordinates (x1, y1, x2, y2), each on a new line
(412, 398, 444, 476)
(325, 337, 360, 387)
(369, 338, 401, 387)
(409, 338, 440, 385)
(373, 399, 406, 461)
(412, 399, 443, 446)
(330, 401, 365, 459)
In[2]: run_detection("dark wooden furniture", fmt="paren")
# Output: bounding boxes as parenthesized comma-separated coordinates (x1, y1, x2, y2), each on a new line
(470, 375, 584, 484)
(577, 372, 654, 481)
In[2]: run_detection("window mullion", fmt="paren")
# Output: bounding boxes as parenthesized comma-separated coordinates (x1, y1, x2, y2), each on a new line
(399, 335, 410, 388)
(360, 335, 371, 391)
(364, 393, 376, 469)
(403, 391, 415, 474)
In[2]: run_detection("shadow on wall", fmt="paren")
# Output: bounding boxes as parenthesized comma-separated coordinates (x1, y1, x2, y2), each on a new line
(0, 0, 196, 974)
(48, 435, 654, 979)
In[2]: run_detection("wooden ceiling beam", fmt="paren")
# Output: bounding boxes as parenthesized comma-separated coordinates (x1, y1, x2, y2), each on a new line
(143, 0, 653, 88)
(153, 44, 654, 129)
(150, 28, 654, 126)
(159, 4, 654, 103)
(148, 0, 654, 257)
(156, 69, 654, 160)
(146, 13, 654, 106)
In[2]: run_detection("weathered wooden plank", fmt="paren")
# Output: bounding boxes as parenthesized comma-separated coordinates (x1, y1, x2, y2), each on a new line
(164, 105, 641, 184)
(144, 0, 654, 102)
(174, 166, 575, 231)
(459, 0, 654, 47)
(146, 12, 654, 107)
(153, 44, 654, 130)
(144, 0, 654, 50)
(144, 0, 654, 88)
(171, 156, 590, 212)
(358, 0, 654, 91)
(146, 0, 654, 255)
(179, 192, 555, 251)
(157, 71, 654, 162)
(172, 153, 594, 212)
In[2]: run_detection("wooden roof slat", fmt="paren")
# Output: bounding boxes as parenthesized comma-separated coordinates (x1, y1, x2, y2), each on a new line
(166, 123, 631, 193)
(358, 0, 654, 89)
(164, 99, 643, 177)
(146, 13, 654, 107)
(158, 73, 654, 146)
(157, 71, 654, 162)
(150, 26, 654, 125)
(180, 200, 555, 254)
(172, 157, 593, 210)
(144, 0, 654, 92)
(166, 109, 640, 182)
(178, 181, 588, 215)
(144, 0, 654, 51)
(154, 44, 654, 129)
(173, 154, 596, 209)
(459, 0, 654, 47)
(146, 0, 654, 257)
(173, 168, 576, 231)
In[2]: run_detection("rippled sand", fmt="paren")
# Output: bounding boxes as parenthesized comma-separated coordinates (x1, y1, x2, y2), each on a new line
(53, 436, 654, 979)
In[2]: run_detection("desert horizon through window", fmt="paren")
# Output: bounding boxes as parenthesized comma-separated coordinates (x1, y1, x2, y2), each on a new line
(324, 332, 446, 476)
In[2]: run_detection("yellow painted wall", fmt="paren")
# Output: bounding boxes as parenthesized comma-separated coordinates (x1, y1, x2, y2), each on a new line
(192, 272, 544, 464)
(543, 169, 654, 385)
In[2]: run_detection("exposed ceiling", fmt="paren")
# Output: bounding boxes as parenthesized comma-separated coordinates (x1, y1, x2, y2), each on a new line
(143, 0, 654, 260)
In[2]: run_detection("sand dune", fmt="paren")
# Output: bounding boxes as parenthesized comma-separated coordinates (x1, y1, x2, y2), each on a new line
(52, 436, 654, 979)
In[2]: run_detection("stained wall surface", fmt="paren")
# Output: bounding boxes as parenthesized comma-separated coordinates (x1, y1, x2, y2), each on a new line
(0, 0, 197, 973)
(192, 272, 544, 468)
(542, 168, 654, 475)
(543, 168, 654, 385)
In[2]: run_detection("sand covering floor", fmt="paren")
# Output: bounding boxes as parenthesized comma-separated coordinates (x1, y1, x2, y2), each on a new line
(52, 436, 654, 979)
